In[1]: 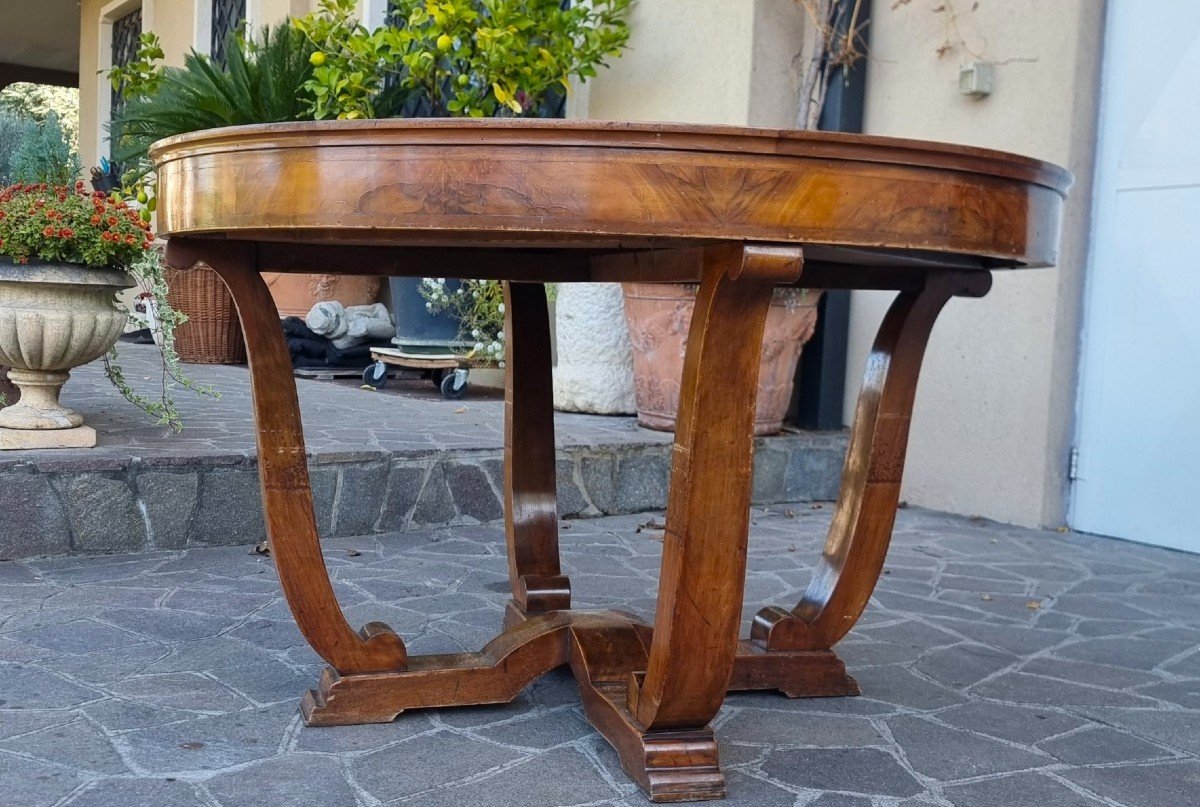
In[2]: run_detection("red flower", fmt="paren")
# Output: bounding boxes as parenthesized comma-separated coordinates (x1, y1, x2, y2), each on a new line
(59, 228, 74, 239)
(90, 215, 102, 225)
(106, 216, 118, 226)
(42, 225, 55, 237)
(75, 180, 85, 191)
(124, 234, 137, 245)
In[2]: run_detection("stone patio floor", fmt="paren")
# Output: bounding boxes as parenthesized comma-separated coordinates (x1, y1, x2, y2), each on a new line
(1, 505, 1199, 806)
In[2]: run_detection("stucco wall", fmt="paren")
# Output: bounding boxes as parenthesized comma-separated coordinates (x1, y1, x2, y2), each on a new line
(848, 0, 1105, 527)
(78, 0, 317, 172)
(586, 0, 803, 126)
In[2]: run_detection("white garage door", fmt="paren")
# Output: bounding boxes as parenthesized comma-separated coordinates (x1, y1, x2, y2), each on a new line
(1071, 1, 1200, 552)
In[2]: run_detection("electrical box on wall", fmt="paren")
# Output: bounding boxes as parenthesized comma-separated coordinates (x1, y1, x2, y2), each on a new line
(959, 62, 995, 97)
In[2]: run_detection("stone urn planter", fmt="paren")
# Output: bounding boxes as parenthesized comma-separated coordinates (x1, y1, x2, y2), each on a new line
(553, 283, 637, 414)
(0, 259, 131, 449)
(622, 283, 822, 435)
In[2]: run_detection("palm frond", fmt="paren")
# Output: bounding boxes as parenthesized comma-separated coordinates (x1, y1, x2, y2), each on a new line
(110, 22, 315, 167)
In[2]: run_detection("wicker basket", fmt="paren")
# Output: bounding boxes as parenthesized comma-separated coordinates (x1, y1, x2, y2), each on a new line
(165, 266, 247, 365)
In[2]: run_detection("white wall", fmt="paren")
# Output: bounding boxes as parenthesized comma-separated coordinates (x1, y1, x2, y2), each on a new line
(849, 0, 1105, 527)
(586, 0, 803, 126)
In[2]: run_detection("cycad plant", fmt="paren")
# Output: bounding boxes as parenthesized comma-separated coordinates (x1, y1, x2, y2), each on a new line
(109, 23, 316, 175)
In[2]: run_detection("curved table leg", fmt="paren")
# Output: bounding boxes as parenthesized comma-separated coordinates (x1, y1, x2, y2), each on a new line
(746, 270, 992, 682)
(502, 282, 570, 624)
(569, 243, 802, 801)
(165, 239, 408, 675)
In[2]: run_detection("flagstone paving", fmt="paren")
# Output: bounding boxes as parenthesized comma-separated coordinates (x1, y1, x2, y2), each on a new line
(1, 505, 1198, 806)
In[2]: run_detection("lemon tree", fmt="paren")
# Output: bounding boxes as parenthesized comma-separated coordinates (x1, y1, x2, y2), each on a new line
(296, 0, 632, 120)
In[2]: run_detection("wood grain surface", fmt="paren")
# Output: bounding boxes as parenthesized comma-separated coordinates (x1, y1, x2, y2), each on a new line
(152, 119, 1069, 266)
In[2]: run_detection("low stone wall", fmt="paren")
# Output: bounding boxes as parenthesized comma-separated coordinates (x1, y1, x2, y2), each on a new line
(0, 432, 846, 558)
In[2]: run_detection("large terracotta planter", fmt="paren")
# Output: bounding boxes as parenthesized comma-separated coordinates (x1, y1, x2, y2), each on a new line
(622, 283, 822, 435)
(0, 259, 132, 447)
(262, 272, 382, 318)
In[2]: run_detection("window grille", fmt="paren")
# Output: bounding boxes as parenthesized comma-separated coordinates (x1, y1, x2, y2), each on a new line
(211, 0, 247, 67)
(110, 7, 142, 123)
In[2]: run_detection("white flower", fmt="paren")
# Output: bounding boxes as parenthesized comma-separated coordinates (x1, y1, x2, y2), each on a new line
(474, 342, 485, 352)
(425, 302, 433, 311)
(497, 303, 505, 314)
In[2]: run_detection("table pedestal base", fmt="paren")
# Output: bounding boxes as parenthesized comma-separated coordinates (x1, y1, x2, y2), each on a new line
(167, 238, 990, 803)
(302, 608, 857, 803)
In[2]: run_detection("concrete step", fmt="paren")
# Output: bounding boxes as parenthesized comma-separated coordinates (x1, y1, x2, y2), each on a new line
(0, 346, 846, 558)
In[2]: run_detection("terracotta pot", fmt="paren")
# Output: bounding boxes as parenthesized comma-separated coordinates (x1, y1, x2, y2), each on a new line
(261, 272, 383, 318)
(622, 283, 822, 436)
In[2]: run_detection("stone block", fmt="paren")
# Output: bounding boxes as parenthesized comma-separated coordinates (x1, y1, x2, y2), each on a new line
(192, 467, 265, 546)
(783, 440, 844, 501)
(751, 442, 789, 503)
(332, 460, 389, 537)
(412, 462, 457, 526)
(445, 461, 502, 522)
(0, 471, 70, 558)
(377, 461, 425, 531)
(555, 457, 589, 517)
(577, 452, 617, 513)
(0, 424, 95, 449)
(613, 448, 670, 513)
(310, 464, 338, 538)
(136, 471, 198, 549)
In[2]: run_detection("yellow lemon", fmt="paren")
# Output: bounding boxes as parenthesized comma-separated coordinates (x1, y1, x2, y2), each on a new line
(309, 51, 326, 67)
(437, 34, 453, 52)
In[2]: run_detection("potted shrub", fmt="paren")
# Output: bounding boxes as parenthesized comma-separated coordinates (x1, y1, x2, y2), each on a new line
(624, 285, 822, 435)
(0, 181, 208, 446)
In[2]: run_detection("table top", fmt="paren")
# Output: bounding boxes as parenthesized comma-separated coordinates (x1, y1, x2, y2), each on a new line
(151, 119, 1071, 271)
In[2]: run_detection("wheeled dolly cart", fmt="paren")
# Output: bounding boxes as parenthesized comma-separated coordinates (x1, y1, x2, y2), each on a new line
(362, 347, 472, 400)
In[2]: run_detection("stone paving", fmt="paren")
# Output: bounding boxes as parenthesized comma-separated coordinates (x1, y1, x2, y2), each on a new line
(2, 505, 1199, 806)
(0, 345, 846, 558)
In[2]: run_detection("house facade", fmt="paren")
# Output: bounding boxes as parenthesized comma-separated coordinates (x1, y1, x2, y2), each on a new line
(3, 0, 1194, 551)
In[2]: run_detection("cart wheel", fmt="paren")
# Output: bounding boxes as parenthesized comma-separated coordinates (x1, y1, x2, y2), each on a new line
(362, 361, 389, 390)
(430, 368, 446, 388)
(440, 369, 469, 400)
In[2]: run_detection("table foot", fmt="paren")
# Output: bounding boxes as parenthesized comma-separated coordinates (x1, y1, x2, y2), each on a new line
(301, 610, 585, 726)
(567, 618, 725, 803)
(730, 640, 859, 698)
(581, 683, 725, 803)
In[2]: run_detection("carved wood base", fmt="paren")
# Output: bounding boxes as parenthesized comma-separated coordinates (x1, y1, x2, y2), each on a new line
(301, 609, 857, 802)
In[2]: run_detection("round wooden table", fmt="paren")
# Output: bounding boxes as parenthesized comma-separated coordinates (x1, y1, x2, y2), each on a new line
(153, 120, 1070, 803)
